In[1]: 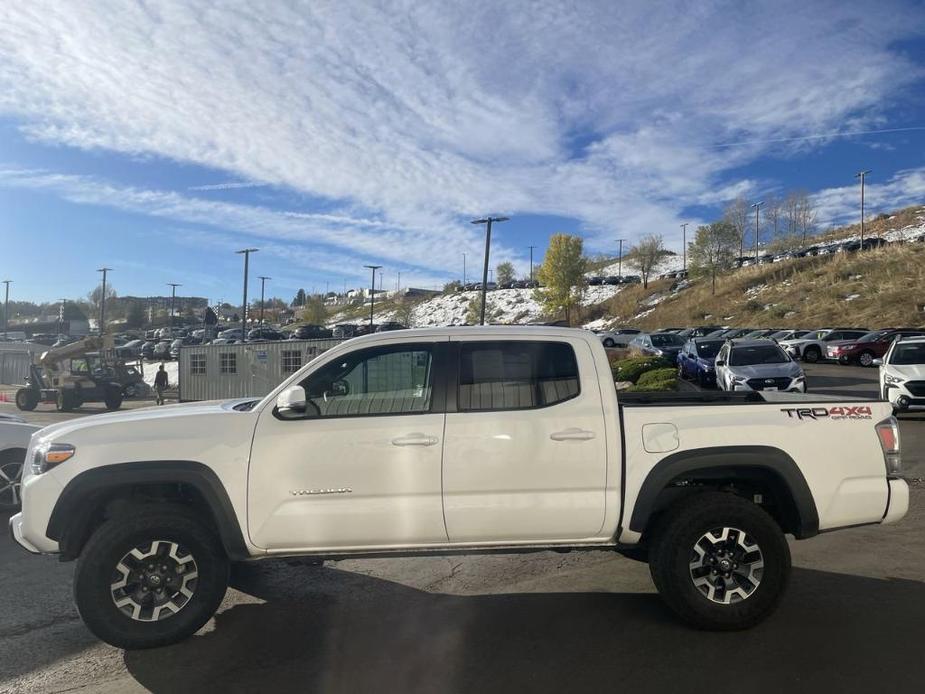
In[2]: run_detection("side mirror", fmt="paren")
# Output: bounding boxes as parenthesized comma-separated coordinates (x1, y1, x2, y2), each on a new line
(872, 358, 883, 366)
(276, 385, 306, 413)
(715, 360, 726, 367)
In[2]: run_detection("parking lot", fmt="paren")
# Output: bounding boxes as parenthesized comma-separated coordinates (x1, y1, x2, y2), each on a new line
(1, 361, 923, 693)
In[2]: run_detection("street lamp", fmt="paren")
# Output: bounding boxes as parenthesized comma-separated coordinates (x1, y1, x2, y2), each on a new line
(855, 170, 872, 246)
(528, 245, 536, 283)
(680, 224, 688, 272)
(97, 268, 112, 335)
(750, 202, 764, 263)
(364, 265, 382, 328)
(167, 283, 181, 333)
(615, 239, 626, 279)
(236, 248, 258, 342)
(471, 216, 509, 325)
(462, 252, 467, 286)
(258, 276, 271, 325)
(1, 280, 10, 337)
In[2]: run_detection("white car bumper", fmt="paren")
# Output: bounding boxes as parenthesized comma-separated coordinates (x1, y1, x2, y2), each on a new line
(885, 384, 925, 410)
(883, 478, 910, 525)
(10, 466, 63, 555)
(731, 379, 806, 393)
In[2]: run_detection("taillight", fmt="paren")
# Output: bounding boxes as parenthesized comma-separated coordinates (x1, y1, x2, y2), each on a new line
(875, 417, 901, 475)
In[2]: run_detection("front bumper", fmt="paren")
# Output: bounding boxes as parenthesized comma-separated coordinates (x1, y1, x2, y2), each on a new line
(883, 478, 910, 525)
(9, 513, 41, 554)
(885, 384, 925, 411)
(731, 379, 806, 393)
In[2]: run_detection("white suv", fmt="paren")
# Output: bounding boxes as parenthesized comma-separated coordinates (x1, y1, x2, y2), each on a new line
(779, 328, 868, 363)
(877, 336, 925, 413)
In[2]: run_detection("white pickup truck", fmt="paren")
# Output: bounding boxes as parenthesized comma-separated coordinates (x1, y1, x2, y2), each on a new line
(10, 327, 909, 649)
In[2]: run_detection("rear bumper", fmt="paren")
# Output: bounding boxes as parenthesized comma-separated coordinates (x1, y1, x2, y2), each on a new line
(883, 478, 909, 525)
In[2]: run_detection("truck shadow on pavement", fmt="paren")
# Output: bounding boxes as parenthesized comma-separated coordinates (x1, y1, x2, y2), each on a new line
(122, 560, 925, 694)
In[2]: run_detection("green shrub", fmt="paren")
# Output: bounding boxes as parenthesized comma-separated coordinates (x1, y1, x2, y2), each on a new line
(636, 367, 678, 387)
(626, 377, 677, 392)
(611, 356, 672, 383)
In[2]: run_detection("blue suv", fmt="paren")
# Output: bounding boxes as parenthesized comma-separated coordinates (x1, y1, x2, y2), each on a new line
(677, 338, 725, 387)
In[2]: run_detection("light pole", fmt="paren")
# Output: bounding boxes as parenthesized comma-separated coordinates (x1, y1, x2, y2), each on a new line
(751, 202, 764, 263)
(1, 280, 10, 337)
(616, 239, 625, 279)
(680, 223, 688, 271)
(528, 245, 536, 283)
(462, 253, 466, 286)
(167, 283, 181, 333)
(258, 276, 271, 325)
(364, 265, 382, 328)
(855, 170, 872, 247)
(236, 248, 258, 342)
(471, 216, 509, 325)
(97, 268, 112, 335)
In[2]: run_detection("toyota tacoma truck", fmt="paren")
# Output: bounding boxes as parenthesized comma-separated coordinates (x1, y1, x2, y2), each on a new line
(9, 327, 909, 649)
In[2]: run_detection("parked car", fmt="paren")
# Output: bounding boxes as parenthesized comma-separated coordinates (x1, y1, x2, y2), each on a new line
(628, 332, 686, 359)
(10, 327, 908, 649)
(677, 338, 724, 387)
(115, 339, 145, 359)
(152, 340, 172, 361)
(767, 329, 811, 343)
(588, 276, 605, 286)
(247, 327, 285, 342)
(826, 328, 925, 367)
(779, 328, 869, 363)
(715, 339, 806, 393)
(596, 328, 641, 348)
(140, 341, 156, 360)
(603, 275, 622, 285)
(289, 324, 333, 339)
(0, 420, 42, 510)
(332, 324, 358, 339)
(376, 322, 407, 332)
(877, 336, 925, 413)
(622, 275, 641, 284)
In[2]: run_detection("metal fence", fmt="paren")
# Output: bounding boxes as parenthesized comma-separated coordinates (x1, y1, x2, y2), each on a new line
(0, 350, 32, 386)
(178, 339, 344, 402)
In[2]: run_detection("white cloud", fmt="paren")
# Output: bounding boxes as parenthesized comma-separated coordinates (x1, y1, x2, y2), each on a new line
(0, 0, 923, 267)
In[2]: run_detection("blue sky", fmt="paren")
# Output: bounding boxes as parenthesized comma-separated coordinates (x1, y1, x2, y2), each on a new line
(2, 0, 925, 304)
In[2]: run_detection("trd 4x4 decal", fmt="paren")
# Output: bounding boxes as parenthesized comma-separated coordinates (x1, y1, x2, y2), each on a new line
(781, 406, 873, 421)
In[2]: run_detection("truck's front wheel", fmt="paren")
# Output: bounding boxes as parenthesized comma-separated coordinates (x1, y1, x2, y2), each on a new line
(73, 506, 229, 649)
(648, 492, 790, 630)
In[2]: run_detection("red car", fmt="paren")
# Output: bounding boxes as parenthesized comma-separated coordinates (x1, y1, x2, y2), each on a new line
(826, 328, 925, 367)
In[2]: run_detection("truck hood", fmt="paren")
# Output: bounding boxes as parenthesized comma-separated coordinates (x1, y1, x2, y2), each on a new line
(34, 398, 259, 444)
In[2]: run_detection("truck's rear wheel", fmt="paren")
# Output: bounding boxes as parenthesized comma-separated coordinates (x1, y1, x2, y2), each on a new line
(648, 492, 790, 630)
(73, 506, 229, 649)
(15, 388, 38, 411)
(104, 385, 123, 411)
(56, 390, 77, 412)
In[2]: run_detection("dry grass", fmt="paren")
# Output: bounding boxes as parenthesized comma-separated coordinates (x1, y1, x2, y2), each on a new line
(604, 242, 925, 330)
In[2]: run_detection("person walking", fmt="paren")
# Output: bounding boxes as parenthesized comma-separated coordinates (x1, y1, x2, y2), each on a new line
(154, 363, 169, 405)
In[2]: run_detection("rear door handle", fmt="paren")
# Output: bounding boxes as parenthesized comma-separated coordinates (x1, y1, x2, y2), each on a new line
(550, 428, 596, 442)
(391, 433, 439, 447)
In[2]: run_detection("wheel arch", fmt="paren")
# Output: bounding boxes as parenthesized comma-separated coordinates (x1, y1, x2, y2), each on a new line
(46, 461, 250, 561)
(629, 446, 819, 540)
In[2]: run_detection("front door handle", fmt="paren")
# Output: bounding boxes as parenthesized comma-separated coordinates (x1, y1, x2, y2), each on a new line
(391, 433, 439, 447)
(550, 428, 596, 442)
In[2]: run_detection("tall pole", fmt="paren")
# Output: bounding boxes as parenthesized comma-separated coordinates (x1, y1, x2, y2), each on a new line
(751, 202, 764, 262)
(680, 224, 688, 271)
(471, 216, 510, 325)
(364, 265, 382, 328)
(856, 170, 871, 246)
(616, 239, 625, 279)
(59, 298, 66, 335)
(236, 248, 258, 342)
(462, 253, 467, 286)
(167, 283, 181, 333)
(258, 276, 271, 325)
(1, 280, 10, 337)
(528, 245, 536, 283)
(97, 268, 112, 335)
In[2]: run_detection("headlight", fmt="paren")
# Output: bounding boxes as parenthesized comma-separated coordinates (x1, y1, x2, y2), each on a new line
(885, 374, 905, 385)
(793, 375, 805, 382)
(31, 443, 76, 475)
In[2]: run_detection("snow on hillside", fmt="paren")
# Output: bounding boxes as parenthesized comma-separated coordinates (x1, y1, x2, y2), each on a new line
(590, 252, 685, 279)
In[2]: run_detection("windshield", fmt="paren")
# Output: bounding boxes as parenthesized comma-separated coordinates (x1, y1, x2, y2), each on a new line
(858, 330, 890, 343)
(695, 341, 723, 359)
(729, 344, 790, 366)
(651, 333, 685, 347)
(891, 343, 925, 365)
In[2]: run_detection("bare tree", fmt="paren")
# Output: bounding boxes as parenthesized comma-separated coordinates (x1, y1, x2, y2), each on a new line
(723, 195, 750, 260)
(633, 233, 664, 289)
(764, 194, 783, 240)
(795, 191, 817, 245)
(783, 191, 800, 239)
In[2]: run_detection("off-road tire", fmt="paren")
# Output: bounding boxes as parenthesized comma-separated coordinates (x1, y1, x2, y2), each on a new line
(73, 505, 229, 650)
(56, 390, 77, 412)
(15, 388, 38, 411)
(104, 386, 123, 411)
(802, 346, 820, 363)
(648, 492, 790, 631)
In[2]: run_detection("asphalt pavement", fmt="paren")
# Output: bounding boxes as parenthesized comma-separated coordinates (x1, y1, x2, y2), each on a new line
(1, 362, 923, 693)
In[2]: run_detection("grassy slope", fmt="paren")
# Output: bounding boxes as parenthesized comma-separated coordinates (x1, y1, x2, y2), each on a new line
(604, 241, 925, 329)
